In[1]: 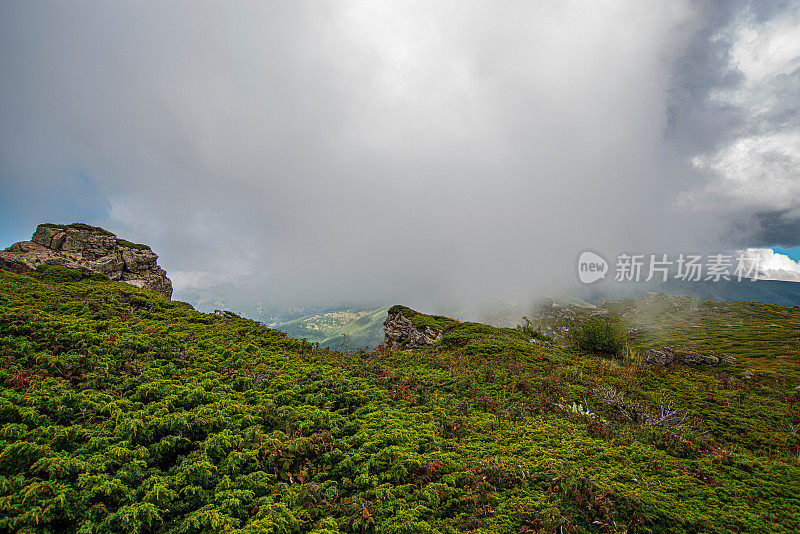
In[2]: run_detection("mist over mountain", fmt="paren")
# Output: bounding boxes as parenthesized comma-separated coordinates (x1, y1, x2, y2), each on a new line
(2, 1, 799, 315)
(3, 2, 800, 529)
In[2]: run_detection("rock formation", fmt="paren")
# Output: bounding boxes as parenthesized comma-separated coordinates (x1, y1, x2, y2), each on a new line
(381, 308, 443, 351)
(642, 346, 738, 367)
(0, 223, 172, 299)
(642, 347, 676, 366)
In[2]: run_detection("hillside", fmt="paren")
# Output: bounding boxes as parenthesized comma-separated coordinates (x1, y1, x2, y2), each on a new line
(269, 306, 390, 351)
(533, 292, 800, 378)
(257, 278, 800, 354)
(1, 268, 800, 532)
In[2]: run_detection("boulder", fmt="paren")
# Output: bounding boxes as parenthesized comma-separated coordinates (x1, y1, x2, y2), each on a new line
(714, 352, 739, 365)
(642, 347, 676, 366)
(0, 223, 173, 299)
(642, 347, 727, 367)
(678, 350, 720, 366)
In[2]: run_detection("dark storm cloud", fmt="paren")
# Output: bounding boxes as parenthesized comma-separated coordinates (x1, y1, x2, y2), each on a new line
(676, 0, 800, 240)
(748, 210, 800, 247)
(0, 1, 797, 311)
(665, 0, 749, 153)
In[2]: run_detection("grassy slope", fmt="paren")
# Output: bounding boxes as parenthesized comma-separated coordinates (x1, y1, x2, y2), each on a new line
(606, 295, 800, 378)
(1, 270, 799, 533)
(538, 293, 800, 379)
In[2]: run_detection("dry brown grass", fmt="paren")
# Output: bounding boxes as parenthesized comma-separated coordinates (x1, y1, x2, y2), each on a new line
(620, 344, 644, 386)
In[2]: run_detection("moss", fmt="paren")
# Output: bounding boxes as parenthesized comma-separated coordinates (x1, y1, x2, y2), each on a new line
(388, 304, 461, 331)
(115, 238, 152, 251)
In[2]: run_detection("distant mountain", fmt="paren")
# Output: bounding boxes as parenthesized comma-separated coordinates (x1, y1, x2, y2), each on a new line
(269, 305, 390, 350)
(176, 277, 800, 353)
(573, 278, 800, 308)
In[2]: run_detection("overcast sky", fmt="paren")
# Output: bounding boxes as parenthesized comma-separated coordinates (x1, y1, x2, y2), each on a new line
(1, 1, 799, 308)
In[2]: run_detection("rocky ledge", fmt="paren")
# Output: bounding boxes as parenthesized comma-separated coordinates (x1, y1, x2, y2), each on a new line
(0, 223, 173, 299)
(381, 306, 446, 351)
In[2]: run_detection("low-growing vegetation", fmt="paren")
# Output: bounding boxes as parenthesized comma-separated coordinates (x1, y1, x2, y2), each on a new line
(515, 317, 554, 344)
(1, 269, 799, 532)
(388, 305, 461, 332)
(569, 318, 627, 357)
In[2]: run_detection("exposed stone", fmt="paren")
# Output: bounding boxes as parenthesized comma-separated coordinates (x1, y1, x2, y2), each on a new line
(679, 350, 720, 366)
(642, 292, 667, 302)
(642, 347, 676, 366)
(643, 346, 727, 367)
(381, 310, 442, 351)
(714, 352, 739, 365)
(0, 224, 172, 299)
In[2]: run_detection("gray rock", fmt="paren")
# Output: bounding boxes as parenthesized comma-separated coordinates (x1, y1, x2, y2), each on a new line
(0, 224, 172, 299)
(715, 352, 739, 365)
(679, 351, 720, 366)
(643, 347, 724, 366)
(381, 310, 443, 351)
(642, 347, 676, 366)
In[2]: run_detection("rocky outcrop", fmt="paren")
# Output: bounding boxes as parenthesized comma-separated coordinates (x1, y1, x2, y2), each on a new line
(381, 308, 443, 351)
(642, 346, 738, 367)
(0, 223, 172, 299)
(679, 350, 720, 366)
(642, 347, 677, 366)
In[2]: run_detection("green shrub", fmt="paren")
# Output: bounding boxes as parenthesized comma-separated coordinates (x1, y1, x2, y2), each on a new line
(570, 318, 626, 357)
(516, 316, 554, 343)
(2, 276, 800, 532)
(32, 264, 107, 283)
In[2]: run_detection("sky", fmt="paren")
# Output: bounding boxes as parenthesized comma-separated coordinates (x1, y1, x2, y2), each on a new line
(1, 1, 799, 311)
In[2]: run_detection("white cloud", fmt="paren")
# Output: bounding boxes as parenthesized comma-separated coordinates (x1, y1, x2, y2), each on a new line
(690, 132, 800, 210)
(738, 248, 800, 282)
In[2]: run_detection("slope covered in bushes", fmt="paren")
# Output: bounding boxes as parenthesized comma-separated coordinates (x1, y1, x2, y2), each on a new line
(1, 268, 799, 533)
